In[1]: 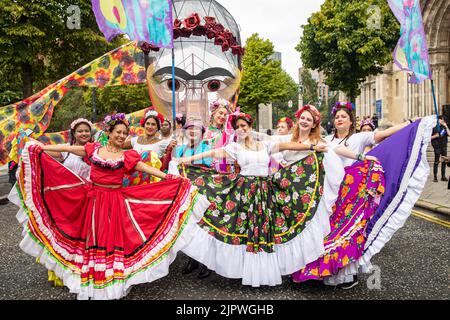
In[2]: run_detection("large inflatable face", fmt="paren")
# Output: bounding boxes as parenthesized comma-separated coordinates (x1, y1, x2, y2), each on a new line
(146, 0, 243, 125)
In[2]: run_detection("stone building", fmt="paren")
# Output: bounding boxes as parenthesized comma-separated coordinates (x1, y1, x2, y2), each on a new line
(355, 0, 450, 124)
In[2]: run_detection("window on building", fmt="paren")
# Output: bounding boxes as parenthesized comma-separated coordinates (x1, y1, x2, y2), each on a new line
(396, 79, 399, 96)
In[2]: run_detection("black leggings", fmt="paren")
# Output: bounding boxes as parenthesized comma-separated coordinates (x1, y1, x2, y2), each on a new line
(433, 146, 447, 179)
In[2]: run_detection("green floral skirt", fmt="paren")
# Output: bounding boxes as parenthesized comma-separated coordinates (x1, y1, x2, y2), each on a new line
(181, 152, 325, 254)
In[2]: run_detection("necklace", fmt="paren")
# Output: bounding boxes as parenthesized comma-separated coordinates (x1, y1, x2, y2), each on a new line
(141, 135, 158, 144)
(106, 144, 121, 153)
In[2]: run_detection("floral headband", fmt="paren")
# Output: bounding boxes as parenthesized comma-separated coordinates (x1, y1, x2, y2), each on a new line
(277, 117, 294, 129)
(70, 118, 93, 130)
(232, 112, 253, 128)
(360, 119, 375, 131)
(295, 105, 321, 126)
(140, 108, 165, 127)
(104, 113, 129, 130)
(331, 102, 355, 116)
(210, 98, 231, 114)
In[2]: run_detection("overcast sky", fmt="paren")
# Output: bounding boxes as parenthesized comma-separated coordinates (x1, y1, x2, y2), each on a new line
(218, 0, 325, 82)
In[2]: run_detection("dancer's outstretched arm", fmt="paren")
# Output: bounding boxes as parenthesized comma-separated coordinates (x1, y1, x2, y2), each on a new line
(275, 142, 328, 153)
(177, 148, 228, 164)
(334, 145, 378, 162)
(374, 117, 420, 143)
(40, 144, 86, 157)
(134, 161, 167, 179)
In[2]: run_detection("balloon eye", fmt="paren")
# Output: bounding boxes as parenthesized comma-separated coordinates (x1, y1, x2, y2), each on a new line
(167, 79, 181, 91)
(207, 80, 221, 92)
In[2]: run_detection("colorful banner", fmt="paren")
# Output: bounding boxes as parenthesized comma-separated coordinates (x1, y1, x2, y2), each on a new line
(91, 0, 173, 48)
(0, 41, 146, 165)
(388, 0, 431, 84)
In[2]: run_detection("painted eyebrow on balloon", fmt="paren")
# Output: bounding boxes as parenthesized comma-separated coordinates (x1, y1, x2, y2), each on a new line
(153, 67, 235, 80)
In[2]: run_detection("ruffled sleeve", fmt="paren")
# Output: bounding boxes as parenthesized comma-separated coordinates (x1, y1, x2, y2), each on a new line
(124, 149, 141, 173)
(223, 143, 239, 160)
(83, 142, 101, 164)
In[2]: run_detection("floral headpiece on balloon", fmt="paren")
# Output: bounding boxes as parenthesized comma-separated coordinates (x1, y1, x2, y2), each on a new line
(140, 107, 165, 127)
(104, 113, 129, 131)
(331, 101, 355, 116)
(277, 117, 294, 129)
(209, 98, 231, 114)
(70, 118, 93, 130)
(139, 14, 245, 57)
(295, 105, 321, 126)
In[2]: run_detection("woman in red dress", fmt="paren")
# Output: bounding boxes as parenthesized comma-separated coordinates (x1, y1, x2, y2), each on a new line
(14, 113, 209, 300)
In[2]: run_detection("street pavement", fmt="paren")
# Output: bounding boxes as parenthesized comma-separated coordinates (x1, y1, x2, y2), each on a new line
(0, 198, 448, 300)
(420, 175, 450, 208)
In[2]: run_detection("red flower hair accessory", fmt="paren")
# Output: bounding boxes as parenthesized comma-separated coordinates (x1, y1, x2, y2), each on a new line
(295, 105, 321, 126)
(231, 112, 253, 129)
(277, 117, 294, 129)
(140, 107, 164, 127)
(331, 102, 355, 116)
(170, 13, 245, 57)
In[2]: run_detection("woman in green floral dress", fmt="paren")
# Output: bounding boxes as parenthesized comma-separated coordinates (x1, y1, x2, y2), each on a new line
(173, 112, 331, 286)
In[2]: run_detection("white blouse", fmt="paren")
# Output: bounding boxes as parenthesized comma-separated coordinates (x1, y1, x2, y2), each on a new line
(325, 132, 376, 167)
(130, 136, 170, 158)
(61, 152, 91, 180)
(223, 141, 273, 177)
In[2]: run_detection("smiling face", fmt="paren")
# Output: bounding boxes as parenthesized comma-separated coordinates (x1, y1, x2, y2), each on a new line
(212, 107, 228, 128)
(144, 117, 159, 136)
(73, 123, 91, 145)
(186, 126, 203, 144)
(334, 109, 353, 133)
(109, 123, 129, 148)
(235, 119, 252, 139)
(297, 110, 315, 135)
(161, 120, 171, 135)
(276, 122, 290, 135)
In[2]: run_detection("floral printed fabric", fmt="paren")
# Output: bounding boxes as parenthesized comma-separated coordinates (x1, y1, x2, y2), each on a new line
(182, 152, 325, 253)
(3, 41, 146, 165)
(292, 160, 385, 282)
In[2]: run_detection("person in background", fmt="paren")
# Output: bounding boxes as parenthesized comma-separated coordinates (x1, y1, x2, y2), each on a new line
(160, 119, 173, 142)
(431, 115, 450, 182)
(174, 119, 213, 279)
(372, 113, 379, 129)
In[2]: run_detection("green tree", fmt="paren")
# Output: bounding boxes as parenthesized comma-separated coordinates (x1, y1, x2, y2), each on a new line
(296, 0, 399, 102)
(0, 0, 124, 98)
(300, 69, 319, 105)
(239, 34, 297, 128)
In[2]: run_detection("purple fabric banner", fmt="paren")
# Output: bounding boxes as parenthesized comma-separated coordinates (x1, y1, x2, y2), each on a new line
(388, 0, 431, 84)
(91, 0, 173, 48)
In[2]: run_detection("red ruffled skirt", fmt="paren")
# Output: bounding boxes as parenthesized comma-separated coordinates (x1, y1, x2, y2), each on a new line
(15, 144, 209, 299)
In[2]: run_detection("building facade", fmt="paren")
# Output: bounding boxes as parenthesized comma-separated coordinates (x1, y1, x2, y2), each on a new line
(355, 0, 450, 123)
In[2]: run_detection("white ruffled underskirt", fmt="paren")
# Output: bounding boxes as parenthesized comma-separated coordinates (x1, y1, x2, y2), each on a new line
(13, 143, 211, 300)
(182, 198, 331, 287)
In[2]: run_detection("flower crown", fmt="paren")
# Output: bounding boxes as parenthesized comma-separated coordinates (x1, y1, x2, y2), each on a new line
(277, 117, 294, 129)
(331, 102, 355, 116)
(210, 98, 231, 114)
(70, 118, 93, 130)
(232, 112, 253, 126)
(360, 119, 375, 130)
(295, 105, 321, 125)
(139, 108, 165, 127)
(140, 14, 245, 57)
(104, 113, 129, 130)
